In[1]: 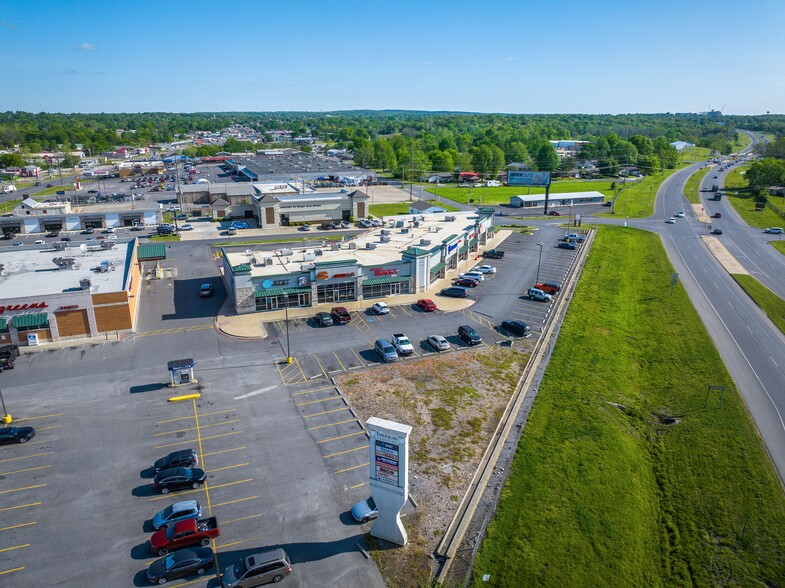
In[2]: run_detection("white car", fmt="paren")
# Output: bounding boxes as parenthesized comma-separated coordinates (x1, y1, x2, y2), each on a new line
(179, 224, 193, 231)
(371, 302, 390, 315)
(460, 271, 484, 282)
(667, 217, 676, 224)
(108, 234, 118, 240)
(675, 211, 685, 218)
(34, 239, 45, 244)
(472, 265, 496, 274)
(427, 335, 451, 352)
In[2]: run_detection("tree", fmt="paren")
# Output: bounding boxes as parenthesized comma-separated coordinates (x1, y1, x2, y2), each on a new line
(637, 154, 661, 175)
(745, 158, 785, 192)
(352, 138, 374, 168)
(0, 153, 25, 167)
(653, 137, 679, 169)
(429, 150, 454, 172)
(598, 157, 619, 177)
(615, 141, 639, 166)
(534, 142, 560, 172)
(505, 141, 531, 165)
(471, 145, 494, 177)
(491, 146, 506, 176)
(223, 137, 249, 153)
(373, 139, 397, 171)
(629, 135, 654, 156)
(61, 154, 80, 168)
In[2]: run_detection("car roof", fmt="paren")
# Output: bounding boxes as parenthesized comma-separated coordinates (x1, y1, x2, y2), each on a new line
(168, 449, 196, 458)
(171, 500, 199, 512)
(460, 325, 476, 331)
(247, 548, 288, 568)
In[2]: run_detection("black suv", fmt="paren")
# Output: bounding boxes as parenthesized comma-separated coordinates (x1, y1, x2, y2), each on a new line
(501, 320, 531, 337)
(458, 325, 482, 346)
(154, 449, 199, 472)
(153, 467, 207, 494)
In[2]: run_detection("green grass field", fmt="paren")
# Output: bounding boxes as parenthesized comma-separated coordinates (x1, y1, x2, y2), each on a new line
(424, 180, 615, 207)
(471, 226, 785, 587)
(683, 166, 712, 204)
(732, 133, 752, 152)
(732, 274, 785, 335)
(772, 241, 785, 255)
(720, 167, 785, 229)
(598, 168, 684, 218)
(369, 200, 459, 218)
(681, 145, 711, 163)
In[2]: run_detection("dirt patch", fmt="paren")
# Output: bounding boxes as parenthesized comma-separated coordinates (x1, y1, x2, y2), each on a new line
(336, 345, 531, 587)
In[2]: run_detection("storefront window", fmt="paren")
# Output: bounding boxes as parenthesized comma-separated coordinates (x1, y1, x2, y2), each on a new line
(255, 292, 311, 312)
(316, 282, 356, 304)
(362, 281, 411, 299)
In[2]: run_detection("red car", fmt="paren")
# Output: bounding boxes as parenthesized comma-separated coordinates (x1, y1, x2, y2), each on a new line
(330, 307, 352, 324)
(416, 299, 437, 312)
(454, 278, 479, 288)
(535, 282, 561, 295)
(547, 210, 562, 216)
(149, 517, 220, 556)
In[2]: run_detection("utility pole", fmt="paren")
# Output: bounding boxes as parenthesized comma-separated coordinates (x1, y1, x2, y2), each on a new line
(409, 152, 414, 202)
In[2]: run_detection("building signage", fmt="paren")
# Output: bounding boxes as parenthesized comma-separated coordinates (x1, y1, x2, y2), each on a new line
(0, 302, 48, 315)
(508, 170, 552, 187)
(447, 243, 458, 253)
(372, 267, 398, 276)
(374, 440, 400, 487)
(297, 276, 309, 287)
(272, 279, 290, 287)
(316, 271, 329, 281)
(332, 272, 355, 279)
(57, 305, 80, 311)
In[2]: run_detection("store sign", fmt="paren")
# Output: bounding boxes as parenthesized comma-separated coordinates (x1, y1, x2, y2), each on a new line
(447, 243, 458, 253)
(332, 272, 355, 279)
(0, 302, 48, 314)
(297, 276, 309, 287)
(374, 440, 400, 487)
(316, 271, 329, 281)
(272, 279, 289, 287)
(57, 305, 80, 311)
(372, 267, 398, 276)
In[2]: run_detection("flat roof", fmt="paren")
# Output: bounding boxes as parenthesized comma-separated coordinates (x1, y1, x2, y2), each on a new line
(0, 241, 133, 298)
(225, 211, 485, 279)
(512, 191, 605, 202)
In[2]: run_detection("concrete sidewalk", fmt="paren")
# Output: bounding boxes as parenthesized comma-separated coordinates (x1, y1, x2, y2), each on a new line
(214, 231, 513, 339)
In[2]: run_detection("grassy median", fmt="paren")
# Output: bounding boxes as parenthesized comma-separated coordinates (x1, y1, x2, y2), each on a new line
(732, 274, 785, 335)
(683, 166, 712, 204)
(471, 226, 785, 587)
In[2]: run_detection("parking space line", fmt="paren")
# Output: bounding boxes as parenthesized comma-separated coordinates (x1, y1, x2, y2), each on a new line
(212, 496, 259, 508)
(0, 522, 36, 532)
(0, 544, 29, 554)
(0, 452, 53, 464)
(0, 440, 50, 450)
(154, 431, 241, 449)
(349, 482, 368, 489)
(208, 463, 249, 473)
(0, 483, 46, 495)
(351, 348, 367, 366)
(313, 355, 329, 378)
(323, 445, 368, 459)
(0, 502, 41, 512)
(0, 567, 24, 576)
(277, 357, 307, 385)
(275, 321, 285, 335)
(335, 462, 370, 474)
(333, 351, 347, 372)
(0, 465, 51, 476)
(303, 407, 350, 419)
(399, 305, 414, 318)
(316, 431, 366, 444)
(148, 478, 255, 502)
(202, 447, 245, 458)
(308, 418, 357, 431)
(221, 513, 263, 525)
(156, 409, 235, 425)
(14, 413, 64, 422)
(190, 399, 213, 519)
(155, 419, 240, 436)
(291, 386, 335, 397)
(36, 425, 62, 431)
(217, 536, 264, 551)
(296, 395, 340, 407)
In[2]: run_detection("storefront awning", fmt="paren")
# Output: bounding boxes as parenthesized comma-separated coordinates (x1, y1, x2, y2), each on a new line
(13, 313, 49, 328)
(0, 318, 7, 330)
(362, 276, 410, 286)
(254, 287, 311, 298)
(138, 243, 166, 261)
(314, 259, 356, 268)
(459, 245, 468, 254)
(469, 237, 478, 247)
(430, 262, 445, 274)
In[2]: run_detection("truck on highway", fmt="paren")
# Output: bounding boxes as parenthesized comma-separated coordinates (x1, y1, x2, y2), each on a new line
(2, 184, 16, 194)
(391, 333, 414, 356)
(149, 516, 220, 556)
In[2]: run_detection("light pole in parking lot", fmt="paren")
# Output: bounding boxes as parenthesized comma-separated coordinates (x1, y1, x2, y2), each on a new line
(0, 387, 11, 424)
(284, 298, 292, 364)
(535, 242, 543, 285)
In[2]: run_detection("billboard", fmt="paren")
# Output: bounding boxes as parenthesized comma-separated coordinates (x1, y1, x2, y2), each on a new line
(374, 440, 400, 486)
(507, 171, 551, 187)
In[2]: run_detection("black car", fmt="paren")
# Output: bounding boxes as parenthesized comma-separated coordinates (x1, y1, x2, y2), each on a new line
(711, 228, 723, 235)
(314, 312, 334, 327)
(602, 201, 613, 207)
(0, 426, 36, 445)
(458, 325, 482, 346)
(501, 320, 531, 337)
(0, 344, 18, 372)
(154, 449, 199, 472)
(439, 286, 469, 298)
(146, 547, 214, 585)
(153, 467, 206, 494)
(82, 227, 95, 235)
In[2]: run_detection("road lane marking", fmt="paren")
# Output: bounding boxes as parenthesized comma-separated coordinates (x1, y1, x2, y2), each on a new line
(0, 465, 51, 476)
(323, 445, 368, 459)
(154, 431, 241, 449)
(0, 502, 41, 512)
(14, 413, 64, 422)
(234, 385, 277, 400)
(216, 536, 263, 551)
(36, 425, 62, 431)
(0, 522, 36, 532)
(155, 419, 240, 436)
(0, 452, 53, 464)
(0, 483, 46, 495)
(335, 462, 370, 474)
(308, 418, 357, 431)
(303, 407, 350, 419)
(202, 447, 245, 458)
(296, 395, 340, 407)
(316, 431, 366, 444)
(208, 463, 249, 473)
(349, 482, 368, 489)
(156, 409, 235, 425)
(212, 496, 259, 508)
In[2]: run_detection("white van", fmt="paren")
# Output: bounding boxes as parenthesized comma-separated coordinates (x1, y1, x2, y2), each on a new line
(2, 184, 16, 194)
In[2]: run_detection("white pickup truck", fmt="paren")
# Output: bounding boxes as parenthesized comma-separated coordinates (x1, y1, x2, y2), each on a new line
(391, 333, 414, 356)
(2, 184, 16, 194)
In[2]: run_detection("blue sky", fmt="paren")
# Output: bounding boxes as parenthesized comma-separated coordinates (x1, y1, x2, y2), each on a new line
(1, 0, 783, 114)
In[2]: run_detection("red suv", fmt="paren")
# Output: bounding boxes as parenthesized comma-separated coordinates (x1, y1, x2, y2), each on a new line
(535, 282, 561, 295)
(330, 307, 352, 324)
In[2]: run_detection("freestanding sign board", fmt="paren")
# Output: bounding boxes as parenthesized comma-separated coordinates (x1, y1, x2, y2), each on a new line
(367, 417, 411, 546)
(507, 171, 554, 214)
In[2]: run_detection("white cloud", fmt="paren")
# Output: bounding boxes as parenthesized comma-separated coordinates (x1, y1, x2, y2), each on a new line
(76, 43, 96, 51)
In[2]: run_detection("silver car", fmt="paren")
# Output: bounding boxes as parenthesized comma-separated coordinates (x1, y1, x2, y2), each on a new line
(428, 335, 450, 352)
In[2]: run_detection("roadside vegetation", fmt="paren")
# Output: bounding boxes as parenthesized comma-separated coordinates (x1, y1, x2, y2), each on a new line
(722, 165, 785, 229)
(369, 200, 460, 218)
(683, 166, 712, 204)
(681, 145, 712, 163)
(731, 132, 752, 152)
(732, 274, 785, 335)
(472, 226, 785, 587)
(424, 179, 614, 207)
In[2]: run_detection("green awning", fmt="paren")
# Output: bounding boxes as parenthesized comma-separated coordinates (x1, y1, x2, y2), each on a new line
(254, 287, 311, 298)
(137, 243, 166, 261)
(231, 264, 251, 274)
(13, 313, 49, 328)
(362, 276, 410, 286)
(442, 234, 459, 244)
(0, 318, 7, 330)
(314, 259, 356, 268)
(430, 262, 445, 274)
(469, 237, 478, 247)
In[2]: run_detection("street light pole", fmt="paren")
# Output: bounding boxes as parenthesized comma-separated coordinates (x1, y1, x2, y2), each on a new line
(535, 243, 543, 285)
(285, 298, 292, 364)
(0, 387, 11, 424)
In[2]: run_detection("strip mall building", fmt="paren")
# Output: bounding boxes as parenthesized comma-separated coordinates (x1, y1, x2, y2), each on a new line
(222, 210, 495, 314)
(0, 240, 141, 346)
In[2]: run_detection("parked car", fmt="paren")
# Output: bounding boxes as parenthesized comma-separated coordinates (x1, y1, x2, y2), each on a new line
(0, 344, 19, 372)
(330, 307, 352, 324)
(60, 236, 71, 242)
(340, 220, 351, 229)
(82, 227, 95, 235)
(230, 221, 250, 229)
(711, 228, 723, 235)
(227, 227, 237, 236)
(428, 335, 451, 352)
(0, 426, 35, 445)
(557, 241, 577, 250)
(460, 271, 484, 282)
(458, 325, 482, 346)
(314, 312, 334, 327)
(501, 319, 531, 337)
(602, 201, 613, 207)
(391, 333, 414, 356)
(547, 210, 562, 216)
(152, 500, 202, 531)
(149, 517, 220, 556)
(199, 284, 213, 298)
(34, 239, 45, 245)
(527, 288, 552, 302)
(482, 249, 504, 259)
(179, 224, 194, 231)
(319, 222, 337, 230)
(472, 265, 496, 274)
(153, 467, 207, 494)
(299, 224, 311, 231)
(564, 233, 585, 243)
(350, 497, 378, 523)
(416, 299, 437, 312)
(45, 231, 60, 238)
(154, 449, 199, 472)
(454, 278, 479, 288)
(439, 286, 469, 298)
(371, 302, 390, 315)
(220, 549, 292, 588)
(535, 282, 561, 295)
(146, 547, 215, 585)
(374, 338, 399, 363)
(764, 227, 784, 234)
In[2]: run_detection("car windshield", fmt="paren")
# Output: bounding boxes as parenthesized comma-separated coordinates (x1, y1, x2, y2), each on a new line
(367, 496, 377, 510)
(383, 345, 394, 353)
(233, 559, 248, 577)
(161, 505, 174, 519)
(163, 554, 176, 570)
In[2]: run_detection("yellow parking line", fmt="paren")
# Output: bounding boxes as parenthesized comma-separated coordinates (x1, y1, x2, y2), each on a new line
(149, 478, 255, 502)
(335, 462, 370, 474)
(212, 496, 259, 509)
(36, 425, 62, 431)
(155, 419, 240, 436)
(313, 355, 328, 378)
(398, 305, 413, 318)
(208, 463, 249, 473)
(351, 348, 365, 366)
(0, 522, 36, 532)
(221, 513, 263, 525)
(14, 413, 64, 422)
(0, 544, 29, 554)
(0, 502, 41, 512)
(202, 447, 245, 458)
(216, 536, 263, 551)
(158, 575, 212, 587)
(0, 567, 24, 576)
(154, 431, 241, 449)
(156, 409, 235, 425)
(291, 386, 335, 397)
(349, 482, 368, 489)
(0, 440, 50, 450)
(308, 418, 357, 431)
(303, 407, 350, 419)
(0, 452, 53, 464)
(0, 483, 46, 495)
(333, 351, 347, 372)
(0, 465, 51, 476)
(296, 395, 340, 407)
(316, 431, 366, 444)
(323, 445, 368, 459)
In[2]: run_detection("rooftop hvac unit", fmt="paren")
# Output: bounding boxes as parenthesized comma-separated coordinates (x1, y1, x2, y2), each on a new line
(445, 215, 456, 222)
(395, 220, 405, 228)
(331, 243, 341, 251)
(53, 242, 68, 251)
(400, 228, 409, 234)
(264, 257, 274, 266)
(381, 229, 390, 236)
(280, 249, 294, 256)
(413, 221, 420, 228)
(380, 235, 392, 243)
(314, 249, 323, 256)
(348, 242, 357, 249)
(419, 239, 431, 246)
(302, 263, 316, 271)
(80, 278, 92, 290)
(303, 252, 316, 261)
(365, 243, 377, 250)
(52, 257, 76, 269)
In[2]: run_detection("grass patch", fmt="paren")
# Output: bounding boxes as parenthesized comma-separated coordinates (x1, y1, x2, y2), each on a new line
(721, 167, 785, 229)
(369, 200, 460, 218)
(149, 234, 180, 242)
(732, 274, 785, 335)
(599, 168, 683, 218)
(681, 145, 712, 163)
(732, 132, 752, 152)
(683, 166, 712, 205)
(772, 241, 785, 256)
(425, 180, 615, 207)
(472, 226, 785, 587)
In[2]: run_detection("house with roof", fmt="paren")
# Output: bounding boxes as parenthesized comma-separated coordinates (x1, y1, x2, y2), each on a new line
(409, 200, 446, 215)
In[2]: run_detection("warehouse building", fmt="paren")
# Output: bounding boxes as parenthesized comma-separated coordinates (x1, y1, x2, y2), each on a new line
(509, 191, 605, 208)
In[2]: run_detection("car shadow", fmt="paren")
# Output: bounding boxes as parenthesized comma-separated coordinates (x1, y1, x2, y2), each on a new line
(130, 383, 165, 394)
(131, 542, 153, 560)
(418, 340, 437, 352)
(338, 511, 358, 526)
(132, 568, 221, 587)
(143, 519, 156, 534)
(132, 484, 157, 498)
(357, 349, 380, 363)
